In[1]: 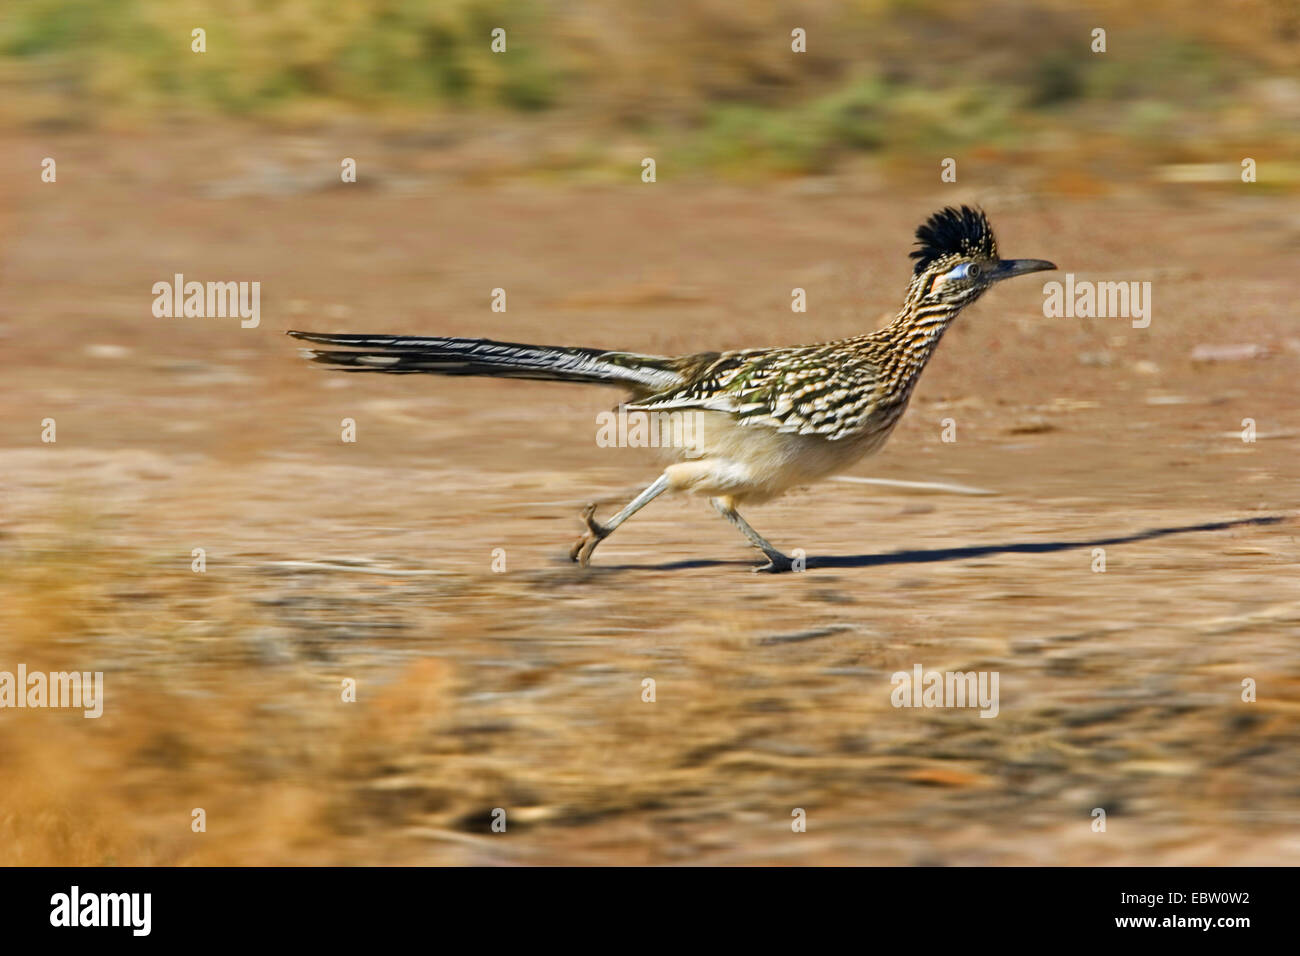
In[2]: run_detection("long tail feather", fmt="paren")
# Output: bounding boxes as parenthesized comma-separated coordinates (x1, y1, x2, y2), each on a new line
(287, 331, 684, 393)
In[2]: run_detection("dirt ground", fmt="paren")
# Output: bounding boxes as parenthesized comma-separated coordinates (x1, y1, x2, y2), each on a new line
(1, 129, 1298, 865)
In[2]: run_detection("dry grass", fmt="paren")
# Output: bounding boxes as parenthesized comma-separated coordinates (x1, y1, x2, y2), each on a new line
(3, 511, 1298, 865)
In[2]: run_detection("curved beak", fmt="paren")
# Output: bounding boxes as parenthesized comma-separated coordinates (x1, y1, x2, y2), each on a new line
(990, 258, 1057, 282)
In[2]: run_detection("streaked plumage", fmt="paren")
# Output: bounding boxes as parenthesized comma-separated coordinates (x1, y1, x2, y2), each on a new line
(290, 206, 1055, 572)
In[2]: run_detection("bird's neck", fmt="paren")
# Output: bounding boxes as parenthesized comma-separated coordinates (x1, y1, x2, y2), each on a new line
(880, 297, 963, 385)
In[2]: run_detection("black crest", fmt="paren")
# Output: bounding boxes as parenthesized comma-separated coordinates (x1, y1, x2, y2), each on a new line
(910, 206, 998, 275)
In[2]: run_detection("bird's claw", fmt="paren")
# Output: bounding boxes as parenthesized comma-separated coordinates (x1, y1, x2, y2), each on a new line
(569, 504, 610, 567)
(751, 550, 795, 574)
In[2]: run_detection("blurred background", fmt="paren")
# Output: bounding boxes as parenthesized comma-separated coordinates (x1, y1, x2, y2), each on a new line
(1, 0, 1298, 865)
(2, 0, 1298, 179)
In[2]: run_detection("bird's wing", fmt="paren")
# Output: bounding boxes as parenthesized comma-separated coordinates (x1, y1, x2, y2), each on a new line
(630, 346, 882, 440)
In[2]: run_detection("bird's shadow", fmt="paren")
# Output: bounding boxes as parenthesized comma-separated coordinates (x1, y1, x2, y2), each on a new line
(594, 515, 1287, 573)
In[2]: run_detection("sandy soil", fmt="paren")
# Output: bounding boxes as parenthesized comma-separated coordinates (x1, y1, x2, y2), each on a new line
(1, 129, 1298, 864)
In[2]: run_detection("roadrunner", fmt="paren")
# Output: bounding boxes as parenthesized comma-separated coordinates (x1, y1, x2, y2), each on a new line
(290, 206, 1054, 572)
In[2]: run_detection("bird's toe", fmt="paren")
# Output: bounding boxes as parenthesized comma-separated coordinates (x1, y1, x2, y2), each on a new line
(752, 553, 795, 574)
(570, 532, 603, 567)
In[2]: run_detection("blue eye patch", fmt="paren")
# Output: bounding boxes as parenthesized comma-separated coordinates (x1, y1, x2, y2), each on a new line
(942, 262, 982, 281)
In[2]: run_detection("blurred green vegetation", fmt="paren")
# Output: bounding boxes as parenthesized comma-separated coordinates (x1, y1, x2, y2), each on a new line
(1, 0, 1296, 175)
(0, 0, 557, 116)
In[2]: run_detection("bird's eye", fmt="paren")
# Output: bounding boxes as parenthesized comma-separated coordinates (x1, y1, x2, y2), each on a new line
(946, 262, 981, 281)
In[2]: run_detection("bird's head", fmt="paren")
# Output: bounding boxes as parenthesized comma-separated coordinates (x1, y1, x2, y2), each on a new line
(908, 206, 1055, 311)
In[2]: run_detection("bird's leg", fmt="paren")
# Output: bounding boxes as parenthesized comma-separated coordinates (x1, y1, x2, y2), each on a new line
(570, 473, 670, 566)
(710, 498, 795, 574)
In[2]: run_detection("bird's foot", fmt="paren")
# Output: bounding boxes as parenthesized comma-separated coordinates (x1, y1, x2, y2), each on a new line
(751, 549, 795, 574)
(568, 504, 611, 567)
